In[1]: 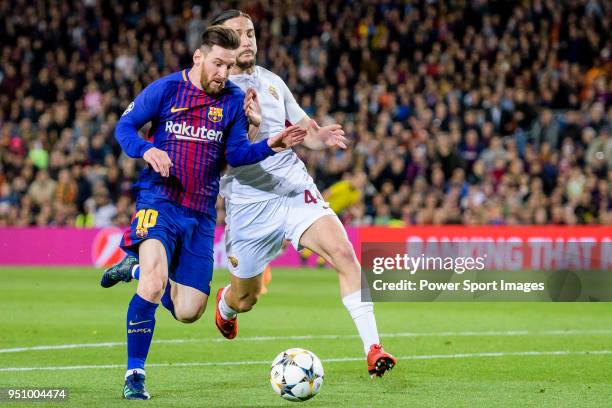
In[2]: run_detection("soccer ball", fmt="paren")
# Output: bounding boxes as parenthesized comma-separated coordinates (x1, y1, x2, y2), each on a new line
(269, 348, 324, 402)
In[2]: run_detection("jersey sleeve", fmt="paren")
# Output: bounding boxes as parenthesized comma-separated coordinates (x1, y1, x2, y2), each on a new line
(279, 79, 308, 125)
(114, 79, 166, 158)
(225, 97, 275, 167)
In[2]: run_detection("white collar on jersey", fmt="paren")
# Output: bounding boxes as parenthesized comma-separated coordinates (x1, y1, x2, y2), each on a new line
(229, 66, 261, 89)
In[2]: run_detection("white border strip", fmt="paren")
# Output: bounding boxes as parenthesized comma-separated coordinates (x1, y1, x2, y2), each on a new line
(1, 329, 611, 354)
(1, 350, 610, 372)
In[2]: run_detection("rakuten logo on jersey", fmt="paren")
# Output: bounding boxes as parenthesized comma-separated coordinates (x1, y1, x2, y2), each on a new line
(165, 121, 224, 142)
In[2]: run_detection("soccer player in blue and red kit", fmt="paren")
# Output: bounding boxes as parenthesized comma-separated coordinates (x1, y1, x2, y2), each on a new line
(112, 26, 306, 400)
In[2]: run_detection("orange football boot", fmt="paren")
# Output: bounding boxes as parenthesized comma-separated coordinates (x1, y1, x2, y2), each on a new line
(367, 344, 397, 377)
(215, 288, 238, 339)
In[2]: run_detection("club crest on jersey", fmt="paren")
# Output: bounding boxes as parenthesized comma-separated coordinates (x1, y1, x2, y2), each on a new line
(208, 106, 223, 123)
(228, 256, 239, 268)
(268, 85, 279, 100)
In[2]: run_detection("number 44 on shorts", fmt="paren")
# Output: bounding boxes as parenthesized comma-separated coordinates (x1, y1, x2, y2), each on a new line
(304, 190, 330, 209)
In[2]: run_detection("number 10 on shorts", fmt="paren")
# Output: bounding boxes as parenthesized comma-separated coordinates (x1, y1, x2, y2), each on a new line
(134, 209, 158, 238)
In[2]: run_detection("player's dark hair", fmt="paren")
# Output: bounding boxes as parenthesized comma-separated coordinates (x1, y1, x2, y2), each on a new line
(200, 25, 240, 50)
(210, 9, 252, 26)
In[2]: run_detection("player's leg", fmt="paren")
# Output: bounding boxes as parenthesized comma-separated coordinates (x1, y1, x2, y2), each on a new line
(215, 199, 285, 339)
(291, 188, 396, 377)
(101, 255, 178, 318)
(299, 215, 360, 295)
(171, 282, 208, 323)
(123, 238, 168, 399)
(225, 272, 264, 312)
(167, 209, 215, 323)
(119, 201, 179, 399)
(215, 270, 264, 339)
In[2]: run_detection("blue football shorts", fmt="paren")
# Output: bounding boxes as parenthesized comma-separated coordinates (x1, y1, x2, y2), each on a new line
(120, 194, 215, 295)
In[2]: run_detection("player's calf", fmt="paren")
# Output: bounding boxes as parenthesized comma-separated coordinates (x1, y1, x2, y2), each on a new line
(232, 291, 259, 313)
(225, 274, 263, 313)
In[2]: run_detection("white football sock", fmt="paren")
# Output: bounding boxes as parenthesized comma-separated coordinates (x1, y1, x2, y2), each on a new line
(342, 290, 380, 356)
(131, 265, 139, 280)
(125, 368, 145, 378)
(219, 285, 237, 320)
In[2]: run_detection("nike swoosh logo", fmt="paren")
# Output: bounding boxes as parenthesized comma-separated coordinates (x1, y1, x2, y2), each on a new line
(170, 107, 189, 113)
(129, 320, 152, 326)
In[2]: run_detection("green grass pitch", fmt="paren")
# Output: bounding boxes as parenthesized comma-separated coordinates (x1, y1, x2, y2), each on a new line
(1, 267, 611, 407)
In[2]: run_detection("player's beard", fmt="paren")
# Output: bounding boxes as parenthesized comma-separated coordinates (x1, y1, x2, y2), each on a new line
(200, 71, 226, 95)
(203, 79, 225, 95)
(236, 51, 256, 70)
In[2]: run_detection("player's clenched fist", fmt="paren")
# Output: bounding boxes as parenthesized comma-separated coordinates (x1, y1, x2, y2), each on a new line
(143, 147, 173, 177)
(267, 125, 307, 152)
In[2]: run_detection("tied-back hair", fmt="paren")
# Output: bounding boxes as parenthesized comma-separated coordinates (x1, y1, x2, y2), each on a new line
(210, 9, 252, 26)
(200, 25, 240, 50)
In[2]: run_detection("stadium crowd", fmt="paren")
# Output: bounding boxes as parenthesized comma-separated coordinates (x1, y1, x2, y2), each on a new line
(0, 0, 610, 227)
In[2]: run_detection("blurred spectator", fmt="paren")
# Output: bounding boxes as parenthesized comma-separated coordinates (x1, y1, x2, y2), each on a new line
(91, 184, 117, 228)
(0, 0, 610, 227)
(324, 171, 367, 215)
(27, 170, 56, 207)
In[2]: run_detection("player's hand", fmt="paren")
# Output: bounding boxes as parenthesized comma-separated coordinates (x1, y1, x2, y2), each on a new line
(244, 88, 262, 127)
(309, 120, 347, 149)
(267, 125, 307, 152)
(143, 147, 173, 177)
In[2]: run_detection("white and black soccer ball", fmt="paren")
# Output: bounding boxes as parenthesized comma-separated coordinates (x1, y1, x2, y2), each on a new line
(269, 348, 324, 402)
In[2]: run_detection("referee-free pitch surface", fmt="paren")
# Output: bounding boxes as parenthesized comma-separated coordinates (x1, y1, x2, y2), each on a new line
(1, 267, 611, 407)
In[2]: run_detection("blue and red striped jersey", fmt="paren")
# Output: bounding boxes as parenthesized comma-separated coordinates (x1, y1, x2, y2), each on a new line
(115, 69, 275, 214)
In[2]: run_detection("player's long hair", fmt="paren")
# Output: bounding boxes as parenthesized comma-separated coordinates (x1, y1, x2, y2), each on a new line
(210, 9, 252, 26)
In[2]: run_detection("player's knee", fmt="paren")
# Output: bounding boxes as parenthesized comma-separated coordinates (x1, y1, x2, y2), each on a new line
(139, 277, 166, 300)
(141, 256, 164, 274)
(175, 303, 206, 323)
(175, 313, 199, 324)
(331, 240, 357, 265)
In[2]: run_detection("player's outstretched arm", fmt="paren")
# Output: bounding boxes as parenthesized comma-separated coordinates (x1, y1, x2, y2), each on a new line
(226, 94, 305, 167)
(225, 125, 306, 167)
(279, 80, 347, 150)
(300, 117, 348, 150)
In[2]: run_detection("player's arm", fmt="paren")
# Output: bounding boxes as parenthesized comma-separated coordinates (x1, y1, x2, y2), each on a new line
(299, 117, 347, 150)
(280, 81, 347, 150)
(225, 100, 306, 167)
(115, 81, 172, 177)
